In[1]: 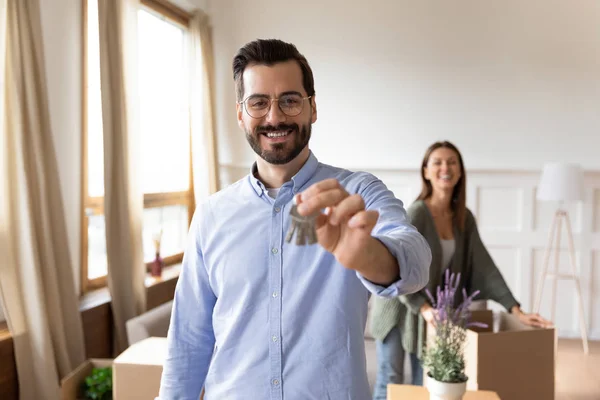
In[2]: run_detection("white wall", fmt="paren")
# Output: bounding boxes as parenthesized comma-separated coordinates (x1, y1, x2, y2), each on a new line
(210, 0, 600, 171)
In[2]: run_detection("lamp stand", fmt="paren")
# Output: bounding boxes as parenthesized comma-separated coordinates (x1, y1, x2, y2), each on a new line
(533, 209, 589, 354)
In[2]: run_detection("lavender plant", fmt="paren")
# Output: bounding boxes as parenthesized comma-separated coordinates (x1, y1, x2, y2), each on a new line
(422, 269, 487, 383)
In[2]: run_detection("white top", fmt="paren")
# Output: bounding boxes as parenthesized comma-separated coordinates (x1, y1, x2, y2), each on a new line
(266, 187, 281, 199)
(440, 238, 455, 270)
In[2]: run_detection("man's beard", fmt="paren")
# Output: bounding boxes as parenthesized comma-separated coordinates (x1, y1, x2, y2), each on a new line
(245, 121, 312, 165)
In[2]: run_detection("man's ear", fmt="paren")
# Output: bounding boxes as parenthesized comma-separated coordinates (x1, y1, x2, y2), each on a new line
(310, 95, 317, 124)
(236, 102, 244, 129)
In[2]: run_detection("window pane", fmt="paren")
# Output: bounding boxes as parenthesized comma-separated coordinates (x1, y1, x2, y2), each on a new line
(87, 214, 108, 280)
(86, 0, 105, 197)
(143, 205, 189, 263)
(138, 10, 190, 194)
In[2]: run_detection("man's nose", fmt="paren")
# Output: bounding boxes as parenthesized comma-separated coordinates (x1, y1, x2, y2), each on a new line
(264, 100, 286, 125)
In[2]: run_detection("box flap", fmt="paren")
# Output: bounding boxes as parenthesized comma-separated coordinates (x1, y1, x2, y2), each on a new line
(61, 359, 113, 400)
(114, 337, 168, 366)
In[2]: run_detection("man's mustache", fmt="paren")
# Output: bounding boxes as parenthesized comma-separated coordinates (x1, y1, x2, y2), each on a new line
(255, 123, 299, 134)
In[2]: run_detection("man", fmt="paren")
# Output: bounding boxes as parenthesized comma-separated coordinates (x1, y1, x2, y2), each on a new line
(158, 39, 431, 400)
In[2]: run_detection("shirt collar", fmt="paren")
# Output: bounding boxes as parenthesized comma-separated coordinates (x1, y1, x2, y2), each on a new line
(248, 151, 319, 197)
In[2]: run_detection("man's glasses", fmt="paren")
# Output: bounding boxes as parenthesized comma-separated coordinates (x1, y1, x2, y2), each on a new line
(239, 94, 311, 119)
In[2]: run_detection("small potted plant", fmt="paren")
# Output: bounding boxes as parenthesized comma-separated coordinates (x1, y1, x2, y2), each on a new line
(422, 270, 486, 400)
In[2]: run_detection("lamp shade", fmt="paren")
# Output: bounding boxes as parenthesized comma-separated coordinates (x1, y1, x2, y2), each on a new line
(536, 162, 584, 202)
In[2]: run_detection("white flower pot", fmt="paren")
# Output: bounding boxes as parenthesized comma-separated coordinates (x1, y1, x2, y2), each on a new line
(425, 375, 467, 400)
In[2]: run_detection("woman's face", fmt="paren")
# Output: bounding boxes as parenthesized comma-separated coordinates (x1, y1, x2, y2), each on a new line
(424, 147, 462, 194)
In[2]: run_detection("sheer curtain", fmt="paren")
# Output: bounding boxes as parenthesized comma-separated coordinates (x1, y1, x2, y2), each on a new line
(188, 9, 220, 201)
(0, 0, 85, 398)
(97, 0, 147, 354)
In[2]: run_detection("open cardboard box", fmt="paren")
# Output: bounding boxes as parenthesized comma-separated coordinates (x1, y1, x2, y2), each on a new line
(111, 336, 205, 400)
(428, 310, 556, 400)
(61, 358, 114, 400)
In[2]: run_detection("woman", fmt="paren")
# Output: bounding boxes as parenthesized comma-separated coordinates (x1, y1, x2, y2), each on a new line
(370, 141, 550, 399)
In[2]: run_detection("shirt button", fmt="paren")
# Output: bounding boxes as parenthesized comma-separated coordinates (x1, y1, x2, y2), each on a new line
(272, 336, 278, 342)
(272, 292, 278, 298)
(271, 248, 278, 254)
(275, 207, 281, 213)
(273, 379, 279, 386)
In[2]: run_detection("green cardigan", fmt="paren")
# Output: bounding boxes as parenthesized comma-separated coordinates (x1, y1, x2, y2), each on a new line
(369, 200, 519, 357)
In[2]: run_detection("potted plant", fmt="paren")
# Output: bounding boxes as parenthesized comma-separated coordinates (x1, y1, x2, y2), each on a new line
(81, 366, 112, 400)
(422, 270, 486, 400)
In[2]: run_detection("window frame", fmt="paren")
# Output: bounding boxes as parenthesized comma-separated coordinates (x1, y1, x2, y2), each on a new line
(81, 0, 194, 294)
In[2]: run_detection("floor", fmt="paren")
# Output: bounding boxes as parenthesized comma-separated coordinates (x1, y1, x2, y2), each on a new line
(555, 339, 600, 400)
(365, 338, 600, 399)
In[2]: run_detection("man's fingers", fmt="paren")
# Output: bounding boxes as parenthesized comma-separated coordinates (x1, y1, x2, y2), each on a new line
(348, 210, 379, 230)
(296, 179, 349, 216)
(314, 213, 329, 230)
(329, 194, 365, 225)
(300, 179, 342, 199)
(297, 189, 348, 215)
(297, 188, 348, 216)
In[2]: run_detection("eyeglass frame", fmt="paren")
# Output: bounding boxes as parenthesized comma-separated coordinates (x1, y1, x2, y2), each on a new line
(238, 93, 312, 119)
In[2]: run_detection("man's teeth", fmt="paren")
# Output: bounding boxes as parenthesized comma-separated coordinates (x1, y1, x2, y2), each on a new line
(266, 131, 288, 138)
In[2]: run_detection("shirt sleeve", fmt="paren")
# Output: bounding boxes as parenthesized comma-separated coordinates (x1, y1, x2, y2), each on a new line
(353, 175, 432, 298)
(158, 205, 216, 400)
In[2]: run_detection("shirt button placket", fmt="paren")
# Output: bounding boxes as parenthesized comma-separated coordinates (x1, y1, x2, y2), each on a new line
(270, 201, 284, 399)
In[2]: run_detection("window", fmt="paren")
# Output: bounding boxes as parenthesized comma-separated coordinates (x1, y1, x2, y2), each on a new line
(82, 0, 194, 292)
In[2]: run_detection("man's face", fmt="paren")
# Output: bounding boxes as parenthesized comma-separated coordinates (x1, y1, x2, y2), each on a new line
(236, 60, 317, 165)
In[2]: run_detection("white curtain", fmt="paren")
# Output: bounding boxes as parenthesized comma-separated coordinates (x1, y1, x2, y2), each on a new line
(188, 9, 220, 201)
(0, 0, 86, 398)
(98, 0, 147, 354)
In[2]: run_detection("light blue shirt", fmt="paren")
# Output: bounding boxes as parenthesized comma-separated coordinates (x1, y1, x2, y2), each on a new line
(158, 152, 431, 400)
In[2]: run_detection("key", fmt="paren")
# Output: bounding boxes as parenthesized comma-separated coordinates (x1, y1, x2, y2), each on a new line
(285, 198, 318, 246)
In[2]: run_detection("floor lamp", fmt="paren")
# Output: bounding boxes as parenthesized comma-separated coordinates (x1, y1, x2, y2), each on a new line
(533, 162, 589, 354)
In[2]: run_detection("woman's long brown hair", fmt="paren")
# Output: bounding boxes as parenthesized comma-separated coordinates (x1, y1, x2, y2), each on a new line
(416, 141, 467, 231)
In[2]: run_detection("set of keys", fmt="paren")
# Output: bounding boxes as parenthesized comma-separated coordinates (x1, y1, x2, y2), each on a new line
(285, 197, 318, 245)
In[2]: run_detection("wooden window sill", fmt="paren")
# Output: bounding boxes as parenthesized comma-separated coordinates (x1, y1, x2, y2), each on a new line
(80, 264, 181, 312)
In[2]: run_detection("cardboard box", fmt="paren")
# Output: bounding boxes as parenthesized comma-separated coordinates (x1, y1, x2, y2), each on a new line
(61, 358, 114, 400)
(429, 310, 555, 400)
(113, 337, 167, 400)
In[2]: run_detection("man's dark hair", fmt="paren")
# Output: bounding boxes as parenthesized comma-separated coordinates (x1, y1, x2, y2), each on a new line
(232, 39, 315, 102)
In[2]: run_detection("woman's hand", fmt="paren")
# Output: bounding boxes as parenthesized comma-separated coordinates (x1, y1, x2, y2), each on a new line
(511, 306, 552, 328)
(420, 303, 437, 327)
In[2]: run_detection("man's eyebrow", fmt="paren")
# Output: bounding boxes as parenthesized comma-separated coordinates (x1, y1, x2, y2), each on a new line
(246, 91, 304, 100)
(279, 91, 303, 97)
(246, 93, 269, 99)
